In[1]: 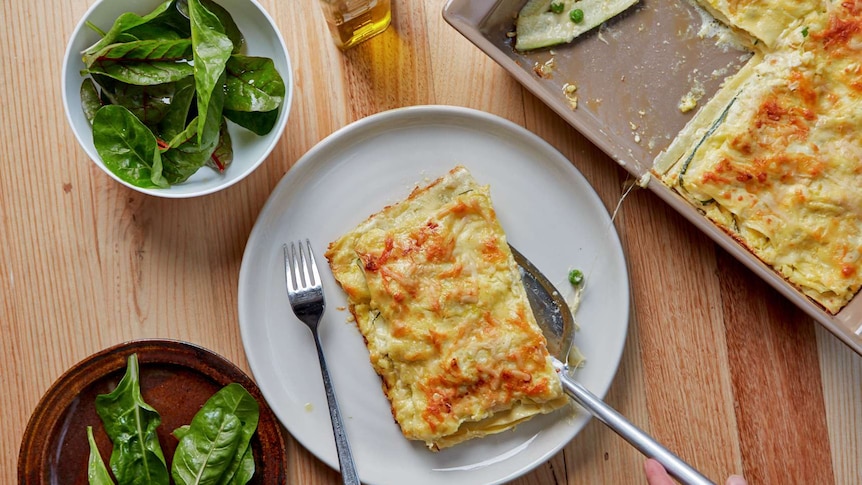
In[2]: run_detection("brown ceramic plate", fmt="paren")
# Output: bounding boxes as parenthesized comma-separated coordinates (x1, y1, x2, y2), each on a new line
(18, 339, 287, 484)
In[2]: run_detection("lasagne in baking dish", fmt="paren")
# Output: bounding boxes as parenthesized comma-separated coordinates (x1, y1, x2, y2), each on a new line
(325, 166, 567, 450)
(654, 2, 862, 313)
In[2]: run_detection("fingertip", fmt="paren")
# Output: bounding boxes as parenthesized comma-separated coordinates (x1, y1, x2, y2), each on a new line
(643, 458, 675, 485)
(726, 474, 748, 485)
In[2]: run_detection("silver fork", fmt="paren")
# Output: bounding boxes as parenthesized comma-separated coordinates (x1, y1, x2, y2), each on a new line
(283, 240, 360, 485)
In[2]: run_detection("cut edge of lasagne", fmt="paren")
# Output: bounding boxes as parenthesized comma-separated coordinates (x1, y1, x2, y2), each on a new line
(325, 166, 568, 450)
(653, 4, 862, 314)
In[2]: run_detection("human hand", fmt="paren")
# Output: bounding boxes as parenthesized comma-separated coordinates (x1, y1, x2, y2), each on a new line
(644, 458, 747, 485)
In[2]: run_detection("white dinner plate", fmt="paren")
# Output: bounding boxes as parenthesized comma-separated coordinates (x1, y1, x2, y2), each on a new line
(238, 105, 630, 485)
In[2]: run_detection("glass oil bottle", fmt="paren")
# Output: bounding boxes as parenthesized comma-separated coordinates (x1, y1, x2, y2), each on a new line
(319, 0, 392, 49)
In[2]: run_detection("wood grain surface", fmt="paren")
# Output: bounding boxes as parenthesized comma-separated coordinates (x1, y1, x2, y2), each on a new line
(2, 0, 860, 484)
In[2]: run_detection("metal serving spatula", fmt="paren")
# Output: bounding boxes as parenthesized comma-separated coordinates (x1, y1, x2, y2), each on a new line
(510, 245, 715, 485)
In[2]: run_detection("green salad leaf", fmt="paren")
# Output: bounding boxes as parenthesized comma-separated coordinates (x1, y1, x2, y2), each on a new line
(81, 78, 103, 124)
(86, 355, 259, 485)
(224, 55, 285, 112)
(93, 105, 169, 188)
(171, 383, 259, 485)
(79, 0, 285, 189)
(87, 426, 115, 485)
(96, 76, 176, 125)
(223, 109, 279, 136)
(82, 0, 175, 65)
(94, 354, 169, 485)
(188, 0, 232, 145)
(202, 0, 244, 53)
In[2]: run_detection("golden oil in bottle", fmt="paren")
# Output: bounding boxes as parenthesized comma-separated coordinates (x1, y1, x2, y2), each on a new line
(319, 0, 392, 50)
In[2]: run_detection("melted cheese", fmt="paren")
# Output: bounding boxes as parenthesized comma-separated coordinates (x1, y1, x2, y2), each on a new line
(695, 0, 819, 47)
(325, 166, 566, 450)
(656, 3, 862, 313)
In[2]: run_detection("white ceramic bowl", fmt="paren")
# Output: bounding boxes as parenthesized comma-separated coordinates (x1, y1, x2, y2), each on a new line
(62, 0, 293, 198)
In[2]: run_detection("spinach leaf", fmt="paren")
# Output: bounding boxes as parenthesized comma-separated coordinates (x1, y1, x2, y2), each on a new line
(188, 0, 232, 145)
(206, 383, 259, 485)
(224, 55, 284, 112)
(171, 383, 259, 485)
(82, 0, 174, 64)
(81, 78, 104, 125)
(94, 353, 169, 485)
(225, 447, 254, 485)
(93, 105, 169, 188)
(223, 108, 279, 136)
(171, 409, 243, 485)
(87, 426, 115, 485)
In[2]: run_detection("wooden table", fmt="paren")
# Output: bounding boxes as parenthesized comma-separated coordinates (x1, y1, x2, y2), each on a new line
(3, 0, 860, 483)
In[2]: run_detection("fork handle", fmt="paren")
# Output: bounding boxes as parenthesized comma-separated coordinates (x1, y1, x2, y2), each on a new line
(313, 332, 361, 485)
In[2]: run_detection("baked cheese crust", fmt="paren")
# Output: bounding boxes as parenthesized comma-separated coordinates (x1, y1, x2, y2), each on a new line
(694, 0, 820, 48)
(656, 3, 862, 313)
(325, 166, 567, 450)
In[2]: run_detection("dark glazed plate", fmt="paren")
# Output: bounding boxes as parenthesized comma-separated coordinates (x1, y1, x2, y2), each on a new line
(18, 339, 287, 484)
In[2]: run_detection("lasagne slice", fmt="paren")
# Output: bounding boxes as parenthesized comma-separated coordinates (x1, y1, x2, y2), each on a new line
(655, 3, 862, 313)
(325, 166, 567, 450)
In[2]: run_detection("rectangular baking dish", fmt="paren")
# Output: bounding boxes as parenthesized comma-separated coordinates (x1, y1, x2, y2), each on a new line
(442, 0, 862, 355)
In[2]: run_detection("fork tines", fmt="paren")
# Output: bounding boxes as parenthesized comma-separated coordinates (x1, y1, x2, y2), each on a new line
(283, 239, 322, 294)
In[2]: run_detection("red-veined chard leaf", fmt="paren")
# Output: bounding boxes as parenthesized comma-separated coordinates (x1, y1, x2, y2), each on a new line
(88, 38, 193, 65)
(207, 119, 233, 173)
(224, 108, 279, 136)
(160, 116, 232, 184)
(80, 0, 282, 188)
(132, 0, 191, 39)
(82, 0, 174, 65)
(224, 55, 284, 112)
(84, 38, 194, 86)
(157, 76, 196, 140)
(81, 78, 103, 124)
(87, 426, 115, 485)
(95, 76, 176, 126)
(94, 353, 169, 485)
(202, 0, 244, 53)
(161, 130, 210, 184)
(84, 59, 193, 86)
(189, 0, 232, 145)
(93, 105, 169, 188)
(117, 23, 183, 43)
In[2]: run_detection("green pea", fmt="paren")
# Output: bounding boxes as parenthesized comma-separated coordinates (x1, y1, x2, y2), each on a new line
(570, 8, 584, 23)
(549, 2, 565, 13)
(568, 269, 584, 286)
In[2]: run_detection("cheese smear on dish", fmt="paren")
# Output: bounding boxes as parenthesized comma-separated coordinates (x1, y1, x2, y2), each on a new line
(325, 166, 567, 450)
